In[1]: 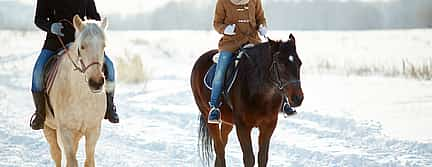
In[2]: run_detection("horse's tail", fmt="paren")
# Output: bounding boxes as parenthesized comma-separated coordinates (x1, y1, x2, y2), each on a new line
(198, 113, 213, 166)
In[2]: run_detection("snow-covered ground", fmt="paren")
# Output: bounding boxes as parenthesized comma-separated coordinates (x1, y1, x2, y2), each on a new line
(1, 30, 431, 166)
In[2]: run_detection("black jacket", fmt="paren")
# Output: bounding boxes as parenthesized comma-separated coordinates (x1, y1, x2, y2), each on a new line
(34, 0, 101, 51)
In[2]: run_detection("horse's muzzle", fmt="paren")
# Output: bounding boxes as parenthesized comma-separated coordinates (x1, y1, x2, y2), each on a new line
(291, 95, 304, 107)
(88, 77, 104, 92)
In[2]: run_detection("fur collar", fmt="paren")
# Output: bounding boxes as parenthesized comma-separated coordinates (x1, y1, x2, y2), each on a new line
(230, 0, 249, 5)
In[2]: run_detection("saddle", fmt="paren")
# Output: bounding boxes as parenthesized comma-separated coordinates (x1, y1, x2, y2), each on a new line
(204, 44, 254, 95)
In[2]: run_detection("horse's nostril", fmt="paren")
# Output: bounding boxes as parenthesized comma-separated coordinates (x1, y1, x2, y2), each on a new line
(99, 78, 105, 85)
(88, 78, 104, 90)
(293, 95, 303, 105)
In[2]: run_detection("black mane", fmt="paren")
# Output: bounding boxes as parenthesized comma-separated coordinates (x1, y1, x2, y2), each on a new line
(237, 41, 276, 96)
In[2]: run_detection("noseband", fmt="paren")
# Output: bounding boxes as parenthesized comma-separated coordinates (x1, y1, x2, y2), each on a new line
(269, 51, 301, 91)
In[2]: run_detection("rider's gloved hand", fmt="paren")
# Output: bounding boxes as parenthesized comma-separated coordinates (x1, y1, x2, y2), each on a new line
(50, 22, 64, 37)
(224, 24, 236, 36)
(258, 24, 267, 37)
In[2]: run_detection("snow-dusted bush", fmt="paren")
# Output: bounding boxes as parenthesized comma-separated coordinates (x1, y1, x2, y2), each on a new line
(116, 49, 151, 84)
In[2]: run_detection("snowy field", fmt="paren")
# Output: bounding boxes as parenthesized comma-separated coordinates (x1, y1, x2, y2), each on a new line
(0, 29, 431, 166)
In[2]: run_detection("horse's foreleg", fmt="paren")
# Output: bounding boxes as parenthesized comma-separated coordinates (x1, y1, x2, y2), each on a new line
(208, 124, 226, 167)
(221, 123, 233, 147)
(58, 128, 80, 167)
(236, 124, 254, 167)
(43, 126, 61, 167)
(258, 120, 277, 167)
(84, 126, 101, 167)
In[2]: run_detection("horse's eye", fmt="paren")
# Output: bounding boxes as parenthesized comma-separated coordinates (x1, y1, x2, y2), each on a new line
(80, 45, 85, 50)
(288, 55, 294, 62)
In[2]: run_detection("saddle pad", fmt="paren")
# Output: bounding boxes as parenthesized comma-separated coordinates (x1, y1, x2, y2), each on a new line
(204, 60, 239, 94)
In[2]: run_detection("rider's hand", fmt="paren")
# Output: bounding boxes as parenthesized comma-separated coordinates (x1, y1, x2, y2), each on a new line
(258, 24, 267, 37)
(50, 22, 64, 37)
(224, 24, 236, 36)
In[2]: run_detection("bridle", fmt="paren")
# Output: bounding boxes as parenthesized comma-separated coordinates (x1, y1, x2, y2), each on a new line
(269, 51, 301, 91)
(56, 19, 102, 74)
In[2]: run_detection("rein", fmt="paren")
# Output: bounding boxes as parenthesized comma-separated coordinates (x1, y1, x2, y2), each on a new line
(56, 19, 101, 74)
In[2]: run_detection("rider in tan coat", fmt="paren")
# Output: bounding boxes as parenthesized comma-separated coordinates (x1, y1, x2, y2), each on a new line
(208, 0, 268, 124)
(214, 0, 267, 52)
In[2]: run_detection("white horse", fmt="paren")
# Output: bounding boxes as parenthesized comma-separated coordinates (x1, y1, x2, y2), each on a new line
(43, 15, 108, 167)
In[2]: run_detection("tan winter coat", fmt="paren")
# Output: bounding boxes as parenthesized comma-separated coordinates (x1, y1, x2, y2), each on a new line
(213, 0, 267, 52)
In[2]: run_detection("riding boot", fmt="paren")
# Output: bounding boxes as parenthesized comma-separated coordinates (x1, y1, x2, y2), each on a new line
(105, 92, 119, 123)
(30, 92, 46, 130)
(282, 97, 297, 116)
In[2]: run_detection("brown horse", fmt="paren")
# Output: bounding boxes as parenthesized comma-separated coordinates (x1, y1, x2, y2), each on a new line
(191, 34, 304, 167)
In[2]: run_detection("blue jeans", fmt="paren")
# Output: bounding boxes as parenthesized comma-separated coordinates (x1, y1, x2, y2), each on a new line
(31, 49, 116, 92)
(209, 51, 233, 107)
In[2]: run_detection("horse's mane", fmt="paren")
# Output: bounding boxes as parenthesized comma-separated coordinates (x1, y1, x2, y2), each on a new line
(237, 42, 273, 96)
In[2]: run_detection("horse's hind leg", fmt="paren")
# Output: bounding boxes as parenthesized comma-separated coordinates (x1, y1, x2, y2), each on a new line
(43, 126, 61, 167)
(58, 128, 81, 167)
(258, 120, 277, 167)
(208, 124, 227, 167)
(236, 124, 255, 167)
(84, 126, 101, 167)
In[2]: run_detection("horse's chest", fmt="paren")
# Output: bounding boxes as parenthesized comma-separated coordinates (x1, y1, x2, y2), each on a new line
(48, 85, 106, 129)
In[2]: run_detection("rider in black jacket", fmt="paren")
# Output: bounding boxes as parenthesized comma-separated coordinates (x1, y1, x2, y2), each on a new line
(30, 0, 119, 130)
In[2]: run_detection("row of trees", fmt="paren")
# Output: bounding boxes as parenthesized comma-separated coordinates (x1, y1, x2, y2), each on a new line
(102, 0, 432, 30)
(1, 0, 431, 30)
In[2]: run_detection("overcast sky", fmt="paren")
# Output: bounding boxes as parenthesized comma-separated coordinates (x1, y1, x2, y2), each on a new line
(10, 0, 174, 14)
(9, 0, 392, 15)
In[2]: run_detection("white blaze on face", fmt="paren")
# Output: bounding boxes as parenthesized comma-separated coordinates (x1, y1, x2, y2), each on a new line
(289, 55, 294, 62)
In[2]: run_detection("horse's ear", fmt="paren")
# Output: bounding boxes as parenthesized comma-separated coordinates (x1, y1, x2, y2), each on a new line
(100, 17, 108, 30)
(268, 38, 280, 53)
(268, 38, 277, 47)
(73, 15, 84, 31)
(289, 33, 296, 43)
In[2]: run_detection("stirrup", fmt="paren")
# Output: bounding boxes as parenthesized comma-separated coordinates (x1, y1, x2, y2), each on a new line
(208, 107, 221, 124)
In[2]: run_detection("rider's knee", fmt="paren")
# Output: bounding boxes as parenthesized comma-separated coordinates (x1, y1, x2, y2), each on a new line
(219, 51, 232, 59)
(104, 54, 114, 69)
(103, 54, 116, 82)
(33, 49, 54, 76)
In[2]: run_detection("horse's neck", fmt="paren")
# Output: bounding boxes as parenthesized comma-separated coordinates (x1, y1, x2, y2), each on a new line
(56, 45, 83, 91)
(238, 58, 276, 101)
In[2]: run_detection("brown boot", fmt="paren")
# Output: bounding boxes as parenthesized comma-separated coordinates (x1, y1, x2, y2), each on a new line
(104, 92, 119, 123)
(30, 92, 46, 130)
